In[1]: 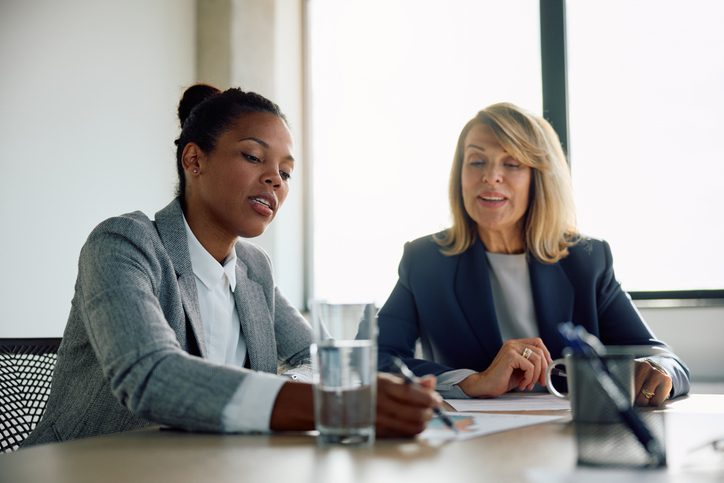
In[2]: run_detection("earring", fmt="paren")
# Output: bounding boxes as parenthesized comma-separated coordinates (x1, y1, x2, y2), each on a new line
(193, 168, 198, 174)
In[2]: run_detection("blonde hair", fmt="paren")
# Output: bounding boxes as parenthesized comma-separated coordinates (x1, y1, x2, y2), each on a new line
(436, 102, 579, 263)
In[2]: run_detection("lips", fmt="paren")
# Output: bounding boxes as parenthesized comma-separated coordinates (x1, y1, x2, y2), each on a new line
(250, 197, 272, 209)
(249, 192, 277, 216)
(477, 191, 507, 207)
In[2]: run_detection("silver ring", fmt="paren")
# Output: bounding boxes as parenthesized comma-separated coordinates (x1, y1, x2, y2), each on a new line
(522, 348, 532, 360)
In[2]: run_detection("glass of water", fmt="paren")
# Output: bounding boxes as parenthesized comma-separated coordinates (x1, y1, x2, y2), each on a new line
(310, 301, 377, 446)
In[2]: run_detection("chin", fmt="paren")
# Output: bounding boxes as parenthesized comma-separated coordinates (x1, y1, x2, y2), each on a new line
(238, 224, 269, 239)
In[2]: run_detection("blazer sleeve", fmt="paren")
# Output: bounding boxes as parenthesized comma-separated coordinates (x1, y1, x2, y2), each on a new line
(78, 217, 252, 432)
(272, 284, 314, 380)
(377, 242, 458, 377)
(594, 240, 691, 398)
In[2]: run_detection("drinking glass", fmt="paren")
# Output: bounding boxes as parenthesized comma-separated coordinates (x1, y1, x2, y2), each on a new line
(310, 301, 377, 446)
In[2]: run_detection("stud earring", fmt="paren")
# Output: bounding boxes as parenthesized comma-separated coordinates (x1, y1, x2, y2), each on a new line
(193, 168, 198, 174)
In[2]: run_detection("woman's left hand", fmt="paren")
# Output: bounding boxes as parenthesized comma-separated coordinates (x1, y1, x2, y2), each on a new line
(633, 360, 672, 407)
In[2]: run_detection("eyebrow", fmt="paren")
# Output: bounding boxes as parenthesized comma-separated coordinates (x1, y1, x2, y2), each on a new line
(465, 144, 508, 155)
(239, 137, 269, 148)
(239, 137, 295, 162)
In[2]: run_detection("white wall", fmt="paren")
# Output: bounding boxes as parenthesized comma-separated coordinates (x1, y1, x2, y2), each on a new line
(0, 0, 196, 337)
(639, 306, 724, 382)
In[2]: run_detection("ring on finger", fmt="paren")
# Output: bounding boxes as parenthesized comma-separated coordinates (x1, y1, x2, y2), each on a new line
(641, 388, 655, 399)
(522, 348, 532, 360)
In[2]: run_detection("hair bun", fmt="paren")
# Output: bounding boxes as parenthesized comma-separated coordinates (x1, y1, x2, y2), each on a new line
(178, 83, 222, 128)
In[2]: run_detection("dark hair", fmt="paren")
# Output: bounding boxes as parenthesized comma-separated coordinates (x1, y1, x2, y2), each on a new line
(174, 84, 288, 203)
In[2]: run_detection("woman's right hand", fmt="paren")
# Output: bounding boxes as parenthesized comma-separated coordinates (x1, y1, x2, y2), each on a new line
(455, 338, 553, 398)
(375, 372, 441, 438)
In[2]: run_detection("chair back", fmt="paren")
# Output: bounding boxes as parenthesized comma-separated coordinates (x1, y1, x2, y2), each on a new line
(0, 338, 62, 452)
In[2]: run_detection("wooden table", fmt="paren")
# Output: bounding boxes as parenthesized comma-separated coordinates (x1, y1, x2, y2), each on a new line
(2, 395, 722, 483)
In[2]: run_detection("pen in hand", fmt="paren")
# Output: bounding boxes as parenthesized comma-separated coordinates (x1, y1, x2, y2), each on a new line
(389, 357, 459, 434)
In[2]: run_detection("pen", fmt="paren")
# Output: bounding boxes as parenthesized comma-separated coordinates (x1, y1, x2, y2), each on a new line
(389, 357, 459, 434)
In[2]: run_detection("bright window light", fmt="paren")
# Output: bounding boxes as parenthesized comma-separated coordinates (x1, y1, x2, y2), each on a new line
(309, 0, 542, 304)
(567, 0, 724, 291)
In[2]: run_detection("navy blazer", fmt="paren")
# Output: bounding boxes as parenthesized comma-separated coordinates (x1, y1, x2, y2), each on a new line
(377, 234, 690, 397)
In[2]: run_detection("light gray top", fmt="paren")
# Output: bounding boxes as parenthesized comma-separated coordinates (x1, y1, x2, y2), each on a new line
(485, 251, 539, 341)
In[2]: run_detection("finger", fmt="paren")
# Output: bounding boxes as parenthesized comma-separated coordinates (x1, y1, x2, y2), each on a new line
(376, 408, 433, 438)
(649, 380, 671, 407)
(634, 369, 670, 407)
(377, 398, 434, 426)
(528, 352, 545, 389)
(522, 338, 553, 366)
(646, 371, 672, 407)
(633, 361, 649, 395)
(377, 373, 441, 408)
(519, 351, 541, 390)
(524, 347, 548, 387)
(418, 375, 437, 391)
(516, 356, 536, 390)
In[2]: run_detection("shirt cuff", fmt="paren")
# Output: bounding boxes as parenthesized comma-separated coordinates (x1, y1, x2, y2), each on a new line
(280, 363, 315, 383)
(222, 371, 287, 433)
(435, 368, 477, 399)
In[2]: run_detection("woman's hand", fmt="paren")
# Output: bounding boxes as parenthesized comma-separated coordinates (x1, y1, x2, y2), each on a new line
(456, 338, 553, 398)
(270, 373, 440, 436)
(634, 360, 672, 407)
(375, 372, 441, 438)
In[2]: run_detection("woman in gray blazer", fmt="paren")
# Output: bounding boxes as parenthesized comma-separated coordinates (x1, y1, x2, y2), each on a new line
(23, 85, 440, 447)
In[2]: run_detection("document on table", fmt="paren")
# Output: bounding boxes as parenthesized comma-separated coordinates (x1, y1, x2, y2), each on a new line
(419, 412, 564, 441)
(445, 395, 571, 412)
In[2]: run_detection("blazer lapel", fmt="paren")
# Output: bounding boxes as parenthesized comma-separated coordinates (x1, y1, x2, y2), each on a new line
(154, 199, 207, 358)
(233, 257, 277, 373)
(529, 258, 574, 359)
(454, 239, 503, 363)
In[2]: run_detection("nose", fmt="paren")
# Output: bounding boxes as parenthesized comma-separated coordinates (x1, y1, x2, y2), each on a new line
(481, 163, 503, 185)
(263, 166, 282, 188)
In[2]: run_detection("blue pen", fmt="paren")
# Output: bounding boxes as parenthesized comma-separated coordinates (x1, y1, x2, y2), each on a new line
(390, 357, 459, 434)
(558, 322, 665, 466)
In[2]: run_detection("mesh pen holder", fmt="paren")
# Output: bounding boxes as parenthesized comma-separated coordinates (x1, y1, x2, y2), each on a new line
(569, 354, 666, 468)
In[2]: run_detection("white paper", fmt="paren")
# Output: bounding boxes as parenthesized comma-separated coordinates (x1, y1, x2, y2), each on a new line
(419, 412, 564, 441)
(445, 395, 571, 412)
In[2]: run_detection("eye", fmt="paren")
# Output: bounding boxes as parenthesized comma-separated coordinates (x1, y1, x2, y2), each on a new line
(504, 158, 522, 168)
(280, 171, 292, 181)
(468, 158, 486, 167)
(243, 153, 261, 163)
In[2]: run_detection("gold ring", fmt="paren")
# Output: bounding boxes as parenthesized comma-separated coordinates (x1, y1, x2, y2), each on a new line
(522, 348, 532, 360)
(641, 388, 655, 399)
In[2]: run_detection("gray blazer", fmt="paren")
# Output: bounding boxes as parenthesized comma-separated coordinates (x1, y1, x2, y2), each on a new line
(22, 199, 313, 447)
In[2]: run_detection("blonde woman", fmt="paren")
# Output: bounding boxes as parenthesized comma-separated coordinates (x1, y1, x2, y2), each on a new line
(377, 103, 689, 406)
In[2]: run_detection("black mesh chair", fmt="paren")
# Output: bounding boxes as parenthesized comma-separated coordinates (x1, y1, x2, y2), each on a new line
(0, 338, 62, 452)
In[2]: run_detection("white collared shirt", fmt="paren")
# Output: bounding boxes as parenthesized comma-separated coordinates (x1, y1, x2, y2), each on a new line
(183, 218, 286, 433)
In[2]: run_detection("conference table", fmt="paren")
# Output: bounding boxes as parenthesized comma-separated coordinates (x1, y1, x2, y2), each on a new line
(2, 394, 723, 483)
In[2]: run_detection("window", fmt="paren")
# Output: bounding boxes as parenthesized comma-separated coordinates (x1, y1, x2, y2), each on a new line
(308, 0, 542, 304)
(567, 1, 724, 291)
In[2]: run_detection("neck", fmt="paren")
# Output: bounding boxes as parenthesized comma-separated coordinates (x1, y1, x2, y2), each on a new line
(477, 225, 525, 255)
(183, 203, 236, 264)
